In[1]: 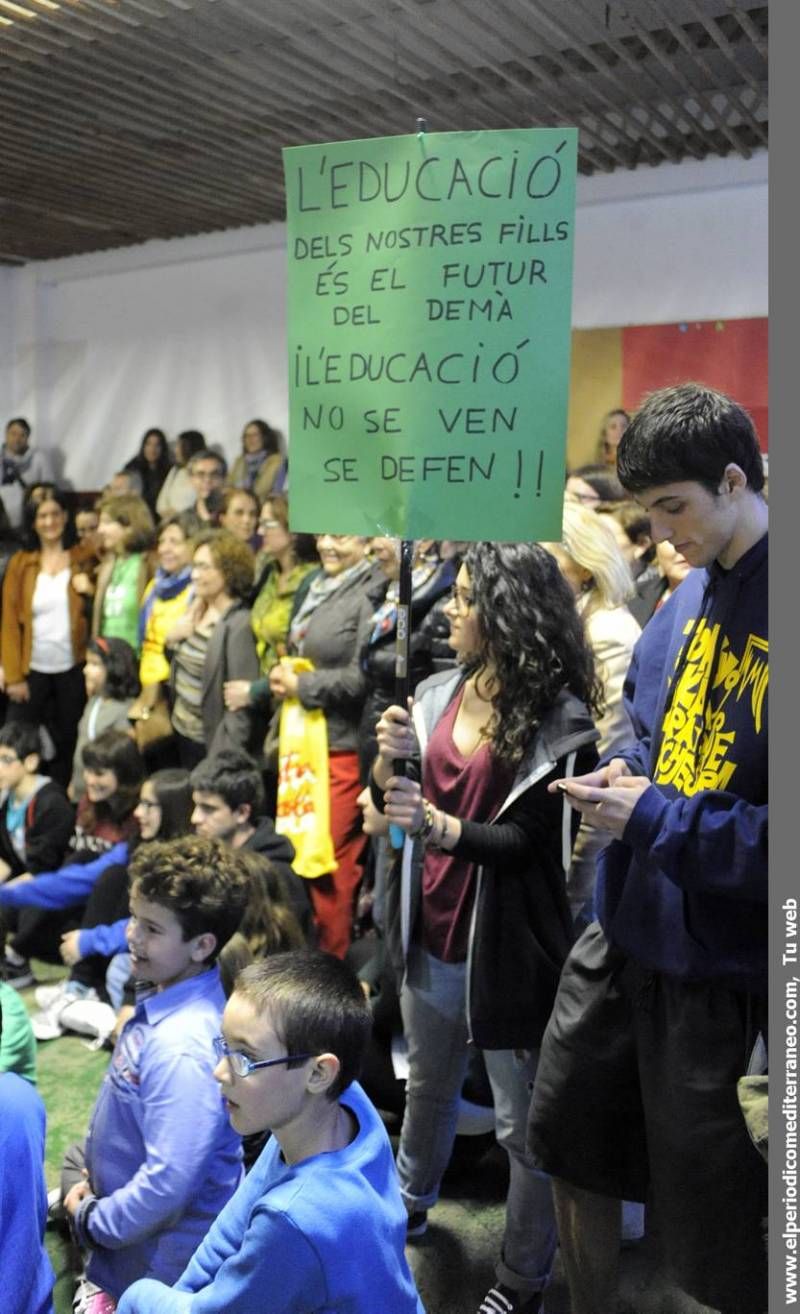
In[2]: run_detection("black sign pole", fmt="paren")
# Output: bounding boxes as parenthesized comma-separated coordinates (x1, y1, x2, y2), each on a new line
(389, 118, 427, 841)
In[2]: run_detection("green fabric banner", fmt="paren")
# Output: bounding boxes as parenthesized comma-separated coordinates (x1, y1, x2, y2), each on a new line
(283, 127, 577, 542)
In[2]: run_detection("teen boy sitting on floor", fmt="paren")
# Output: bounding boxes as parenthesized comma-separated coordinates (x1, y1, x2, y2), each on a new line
(117, 950, 425, 1314)
(62, 836, 250, 1311)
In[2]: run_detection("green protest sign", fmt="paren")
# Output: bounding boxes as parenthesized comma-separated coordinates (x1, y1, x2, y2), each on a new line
(283, 127, 577, 542)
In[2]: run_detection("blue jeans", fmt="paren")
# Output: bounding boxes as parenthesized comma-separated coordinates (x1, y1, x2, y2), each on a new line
(105, 952, 131, 1011)
(397, 948, 557, 1297)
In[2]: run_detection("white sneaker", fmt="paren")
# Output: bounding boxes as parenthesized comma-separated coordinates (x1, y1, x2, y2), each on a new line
(58, 998, 117, 1044)
(31, 984, 102, 1041)
(31, 1010, 66, 1041)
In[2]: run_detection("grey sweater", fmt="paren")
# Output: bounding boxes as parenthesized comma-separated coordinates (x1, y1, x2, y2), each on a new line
(294, 565, 383, 752)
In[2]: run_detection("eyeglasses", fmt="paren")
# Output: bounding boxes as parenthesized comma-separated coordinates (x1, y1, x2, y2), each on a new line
(0, 753, 19, 766)
(259, 519, 281, 530)
(212, 1034, 314, 1079)
(447, 585, 474, 614)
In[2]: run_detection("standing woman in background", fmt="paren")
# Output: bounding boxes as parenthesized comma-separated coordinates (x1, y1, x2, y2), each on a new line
(93, 494, 155, 654)
(229, 419, 284, 503)
(1, 489, 98, 787)
(128, 514, 194, 760)
(223, 494, 319, 721)
(123, 428, 172, 518)
(168, 529, 260, 768)
(268, 534, 383, 958)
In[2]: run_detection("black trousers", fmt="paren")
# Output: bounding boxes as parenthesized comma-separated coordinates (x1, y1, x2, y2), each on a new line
(70, 862, 131, 995)
(6, 664, 86, 789)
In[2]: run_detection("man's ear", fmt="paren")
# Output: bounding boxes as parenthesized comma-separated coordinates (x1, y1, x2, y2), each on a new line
(191, 931, 218, 964)
(22, 753, 40, 774)
(722, 463, 747, 495)
(235, 802, 252, 828)
(306, 1053, 341, 1097)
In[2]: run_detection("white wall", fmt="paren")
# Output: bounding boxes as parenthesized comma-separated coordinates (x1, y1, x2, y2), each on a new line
(1, 150, 767, 491)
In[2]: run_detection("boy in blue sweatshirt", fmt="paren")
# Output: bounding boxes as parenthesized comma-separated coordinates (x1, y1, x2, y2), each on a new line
(117, 950, 425, 1314)
(63, 836, 250, 1308)
(529, 384, 768, 1314)
(0, 1000, 55, 1314)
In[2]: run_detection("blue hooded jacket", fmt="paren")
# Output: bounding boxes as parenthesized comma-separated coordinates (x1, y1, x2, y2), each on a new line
(595, 533, 768, 993)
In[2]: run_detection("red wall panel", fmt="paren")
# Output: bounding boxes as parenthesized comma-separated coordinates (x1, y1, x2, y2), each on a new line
(621, 318, 768, 450)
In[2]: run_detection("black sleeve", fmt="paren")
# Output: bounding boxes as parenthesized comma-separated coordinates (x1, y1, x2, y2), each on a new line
(25, 787, 77, 874)
(453, 744, 598, 867)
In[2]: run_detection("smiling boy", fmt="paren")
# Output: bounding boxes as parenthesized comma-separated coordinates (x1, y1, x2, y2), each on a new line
(117, 951, 425, 1314)
(63, 836, 249, 1308)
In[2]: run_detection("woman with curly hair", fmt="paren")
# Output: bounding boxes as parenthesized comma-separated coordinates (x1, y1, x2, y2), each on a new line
(372, 542, 600, 1314)
(167, 529, 260, 767)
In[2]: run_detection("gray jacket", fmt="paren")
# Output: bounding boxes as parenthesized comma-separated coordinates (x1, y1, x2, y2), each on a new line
(294, 565, 383, 752)
(171, 602, 261, 756)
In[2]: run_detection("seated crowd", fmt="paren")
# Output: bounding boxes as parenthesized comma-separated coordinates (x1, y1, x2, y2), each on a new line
(0, 386, 768, 1314)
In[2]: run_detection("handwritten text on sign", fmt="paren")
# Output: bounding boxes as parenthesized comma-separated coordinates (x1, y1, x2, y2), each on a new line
(283, 129, 577, 541)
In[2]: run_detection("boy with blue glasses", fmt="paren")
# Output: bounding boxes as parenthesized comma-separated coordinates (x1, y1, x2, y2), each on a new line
(118, 950, 425, 1314)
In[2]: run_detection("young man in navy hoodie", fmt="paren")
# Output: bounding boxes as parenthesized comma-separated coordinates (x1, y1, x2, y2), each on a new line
(528, 384, 768, 1314)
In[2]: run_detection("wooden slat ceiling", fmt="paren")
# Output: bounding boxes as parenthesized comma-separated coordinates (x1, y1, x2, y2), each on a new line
(0, 0, 768, 264)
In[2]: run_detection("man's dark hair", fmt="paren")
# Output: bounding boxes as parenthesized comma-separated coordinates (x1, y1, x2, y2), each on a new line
(6, 417, 31, 437)
(0, 722, 41, 763)
(188, 448, 228, 478)
(190, 750, 264, 818)
(129, 835, 250, 962)
(617, 383, 765, 496)
(235, 951, 371, 1100)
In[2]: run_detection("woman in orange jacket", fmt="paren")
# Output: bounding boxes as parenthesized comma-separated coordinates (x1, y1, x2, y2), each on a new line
(1, 489, 97, 787)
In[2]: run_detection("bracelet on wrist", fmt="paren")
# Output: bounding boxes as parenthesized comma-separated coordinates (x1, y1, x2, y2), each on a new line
(425, 808, 449, 850)
(438, 811, 449, 847)
(410, 798, 436, 841)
